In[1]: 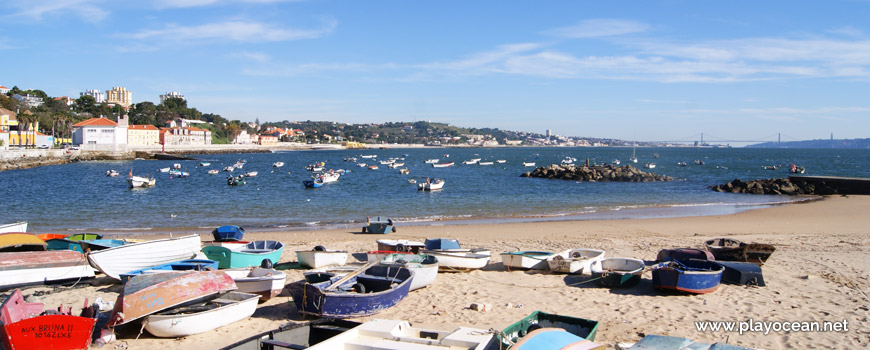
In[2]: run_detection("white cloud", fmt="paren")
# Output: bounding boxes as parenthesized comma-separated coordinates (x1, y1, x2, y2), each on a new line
(4, 0, 109, 23)
(544, 19, 650, 38)
(120, 18, 336, 43)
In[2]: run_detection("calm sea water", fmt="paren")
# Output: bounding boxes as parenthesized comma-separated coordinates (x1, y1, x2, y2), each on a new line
(2, 147, 867, 234)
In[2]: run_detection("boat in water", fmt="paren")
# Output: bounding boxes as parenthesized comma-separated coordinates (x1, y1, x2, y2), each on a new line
(417, 178, 445, 191)
(127, 170, 156, 188)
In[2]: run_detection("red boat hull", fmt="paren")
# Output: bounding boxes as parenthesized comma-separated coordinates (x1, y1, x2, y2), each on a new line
(1, 315, 95, 350)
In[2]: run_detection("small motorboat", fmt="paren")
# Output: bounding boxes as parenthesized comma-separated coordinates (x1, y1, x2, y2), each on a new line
(199, 162, 211, 167)
(273, 162, 285, 167)
(432, 162, 454, 168)
(106, 170, 119, 177)
(417, 178, 445, 191)
(644, 163, 656, 169)
(208, 169, 220, 175)
(522, 162, 536, 167)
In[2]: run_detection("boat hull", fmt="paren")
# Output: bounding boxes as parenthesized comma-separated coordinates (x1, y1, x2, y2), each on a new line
(118, 259, 220, 283)
(375, 239, 425, 254)
(546, 249, 605, 274)
(377, 254, 439, 291)
(655, 248, 715, 263)
(221, 267, 287, 302)
(144, 291, 259, 338)
(287, 266, 413, 318)
(501, 251, 555, 270)
(499, 311, 600, 348)
(0, 251, 96, 290)
(86, 234, 202, 280)
(705, 238, 775, 265)
(652, 260, 724, 294)
(212, 225, 245, 242)
(590, 258, 645, 287)
(0, 233, 47, 252)
(296, 250, 349, 269)
(220, 319, 362, 350)
(202, 240, 284, 269)
(714, 261, 766, 286)
(1, 314, 96, 350)
(422, 250, 490, 271)
(0, 222, 27, 234)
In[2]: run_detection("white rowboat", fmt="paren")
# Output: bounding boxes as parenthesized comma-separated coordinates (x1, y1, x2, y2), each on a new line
(500, 251, 556, 270)
(220, 267, 287, 302)
(0, 221, 27, 234)
(422, 250, 490, 272)
(87, 234, 202, 280)
(144, 291, 259, 338)
(296, 248, 349, 269)
(306, 319, 495, 350)
(546, 249, 606, 274)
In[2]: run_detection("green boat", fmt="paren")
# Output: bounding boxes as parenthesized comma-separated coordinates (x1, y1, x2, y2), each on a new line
(45, 233, 105, 252)
(202, 240, 284, 268)
(499, 311, 599, 348)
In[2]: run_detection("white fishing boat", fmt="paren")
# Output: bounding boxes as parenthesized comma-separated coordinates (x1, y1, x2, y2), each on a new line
(612, 159, 621, 165)
(306, 319, 495, 350)
(243, 171, 258, 177)
(360, 155, 377, 159)
(144, 291, 260, 338)
(496, 160, 507, 164)
(173, 163, 182, 169)
(127, 170, 156, 188)
(546, 249, 606, 274)
(462, 160, 479, 165)
(644, 163, 656, 169)
(273, 162, 284, 167)
(199, 162, 211, 167)
(590, 257, 646, 288)
(424, 159, 439, 164)
(500, 251, 556, 270)
(0, 251, 96, 289)
(158, 167, 170, 173)
(296, 246, 349, 269)
(417, 178, 445, 191)
(87, 234, 202, 280)
(478, 161, 494, 166)
(0, 221, 27, 234)
(387, 162, 404, 168)
(379, 159, 395, 165)
(422, 250, 490, 272)
(106, 169, 119, 177)
(319, 172, 341, 183)
(221, 267, 287, 301)
(208, 169, 220, 175)
(522, 162, 536, 167)
(431, 162, 454, 168)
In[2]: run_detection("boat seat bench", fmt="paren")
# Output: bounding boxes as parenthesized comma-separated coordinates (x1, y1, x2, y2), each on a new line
(240, 249, 272, 254)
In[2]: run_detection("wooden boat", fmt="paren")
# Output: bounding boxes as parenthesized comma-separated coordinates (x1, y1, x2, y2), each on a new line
(713, 261, 765, 286)
(127, 170, 156, 188)
(546, 249, 606, 274)
(422, 250, 490, 272)
(221, 266, 287, 302)
(144, 291, 260, 338)
(0, 289, 97, 350)
(202, 240, 284, 269)
(364, 250, 415, 263)
(499, 311, 600, 349)
(296, 246, 349, 269)
(219, 319, 362, 350)
(303, 179, 324, 188)
(651, 259, 724, 294)
(0, 251, 96, 290)
(376, 253, 439, 291)
(287, 265, 414, 318)
(86, 234, 202, 280)
(510, 327, 605, 350)
(77, 239, 128, 251)
(213, 225, 245, 242)
(417, 178, 445, 191)
(376, 239, 425, 253)
(44, 233, 105, 252)
(108, 270, 237, 327)
(0, 222, 27, 234)
(361, 216, 395, 234)
(431, 162, 454, 168)
(0, 233, 47, 252)
(118, 259, 220, 283)
(590, 257, 645, 287)
(619, 334, 755, 349)
(655, 248, 715, 263)
(65, 233, 101, 241)
(501, 251, 556, 270)
(705, 238, 775, 265)
(36, 233, 66, 241)
(306, 319, 496, 350)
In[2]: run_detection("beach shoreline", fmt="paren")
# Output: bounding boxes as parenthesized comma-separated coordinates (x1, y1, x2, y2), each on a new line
(14, 195, 870, 349)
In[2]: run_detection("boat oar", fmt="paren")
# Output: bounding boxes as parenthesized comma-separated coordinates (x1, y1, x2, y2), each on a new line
(324, 261, 378, 290)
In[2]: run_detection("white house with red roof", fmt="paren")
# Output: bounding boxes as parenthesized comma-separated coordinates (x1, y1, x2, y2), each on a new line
(0, 85, 10, 95)
(72, 115, 128, 147)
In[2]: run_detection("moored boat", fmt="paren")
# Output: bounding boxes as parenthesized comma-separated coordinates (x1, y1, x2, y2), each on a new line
(273, 161, 285, 167)
(208, 169, 220, 175)
(546, 248, 606, 274)
(0, 232, 47, 252)
(432, 162, 454, 168)
(501, 251, 556, 270)
(296, 246, 349, 269)
(417, 178, 445, 191)
(478, 161, 494, 165)
(305, 319, 496, 350)
(287, 265, 414, 318)
(0, 250, 96, 290)
(202, 240, 284, 269)
(0, 289, 98, 350)
(651, 259, 724, 294)
(86, 234, 202, 280)
(221, 266, 287, 302)
(705, 238, 775, 265)
(106, 169, 120, 177)
(590, 257, 645, 287)
(144, 291, 260, 338)
(118, 259, 219, 283)
(200, 161, 211, 166)
(361, 216, 395, 234)
(108, 270, 237, 327)
(127, 170, 156, 188)
(523, 162, 536, 167)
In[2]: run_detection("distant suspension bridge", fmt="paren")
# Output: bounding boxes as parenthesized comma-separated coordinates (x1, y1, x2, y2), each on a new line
(643, 132, 808, 144)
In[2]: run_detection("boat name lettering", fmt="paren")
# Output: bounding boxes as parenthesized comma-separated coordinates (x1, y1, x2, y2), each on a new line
(20, 324, 74, 339)
(140, 292, 165, 309)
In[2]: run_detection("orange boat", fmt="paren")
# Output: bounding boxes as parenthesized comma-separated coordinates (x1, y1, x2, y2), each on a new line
(108, 270, 236, 327)
(36, 233, 66, 241)
(0, 289, 97, 350)
(0, 233, 47, 252)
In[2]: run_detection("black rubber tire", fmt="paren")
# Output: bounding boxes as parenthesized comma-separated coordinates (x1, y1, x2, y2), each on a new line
(314, 245, 327, 251)
(396, 244, 406, 252)
(392, 227, 397, 233)
(260, 259, 273, 269)
(352, 283, 366, 293)
(362, 227, 367, 233)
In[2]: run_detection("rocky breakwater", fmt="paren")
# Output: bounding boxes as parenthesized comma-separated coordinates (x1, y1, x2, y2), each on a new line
(709, 178, 837, 195)
(520, 164, 673, 182)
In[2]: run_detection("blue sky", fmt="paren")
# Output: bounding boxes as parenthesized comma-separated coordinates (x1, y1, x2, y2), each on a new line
(2, 1, 870, 144)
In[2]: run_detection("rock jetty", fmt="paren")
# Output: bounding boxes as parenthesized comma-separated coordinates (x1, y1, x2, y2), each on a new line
(521, 164, 673, 182)
(709, 178, 837, 195)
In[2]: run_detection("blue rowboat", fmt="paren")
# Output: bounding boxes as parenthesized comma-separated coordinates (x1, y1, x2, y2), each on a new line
(78, 239, 128, 251)
(651, 259, 724, 294)
(303, 180, 324, 188)
(361, 216, 395, 234)
(202, 240, 284, 269)
(510, 328, 604, 350)
(287, 265, 414, 318)
(499, 311, 600, 349)
(119, 259, 219, 283)
(424, 238, 461, 250)
(45, 233, 111, 252)
(212, 225, 245, 242)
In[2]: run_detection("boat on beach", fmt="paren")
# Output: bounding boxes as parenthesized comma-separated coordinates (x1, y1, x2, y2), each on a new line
(618, 334, 755, 350)
(0, 222, 27, 234)
(118, 259, 220, 283)
(422, 238, 491, 272)
(0, 232, 47, 252)
(220, 266, 287, 301)
(376, 253, 438, 291)
(376, 239, 425, 254)
(590, 257, 645, 287)
(498, 311, 601, 349)
(86, 234, 202, 280)
(202, 240, 284, 269)
(144, 291, 260, 338)
(219, 319, 362, 350)
(287, 265, 414, 318)
(501, 251, 556, 270)
(361, 216, 395, 234)
(0, 250, 96, 290)
(713, 261, 765, 286)
(212, 225, 245, 242)
(704, 238, 775, 265)
(0, 289, 98, 350)
(655, 248, 715, 263)
(651, 259, 724, 294)
(305, 319, 496, 350)
(296, 246, 349, 269)
(546, 248, 606, 274)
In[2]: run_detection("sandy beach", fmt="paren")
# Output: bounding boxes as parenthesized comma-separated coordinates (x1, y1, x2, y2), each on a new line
(18, 195, 869, 349)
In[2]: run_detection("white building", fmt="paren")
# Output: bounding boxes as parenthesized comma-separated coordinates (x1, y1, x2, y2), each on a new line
(0, 85, 10, 95)
(71, 115, 128, 146)
(160, 91, 185, 103)
(80, 89, 106, 103)
(233, 129, 253, 144)
(12, 94, 44, 108)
